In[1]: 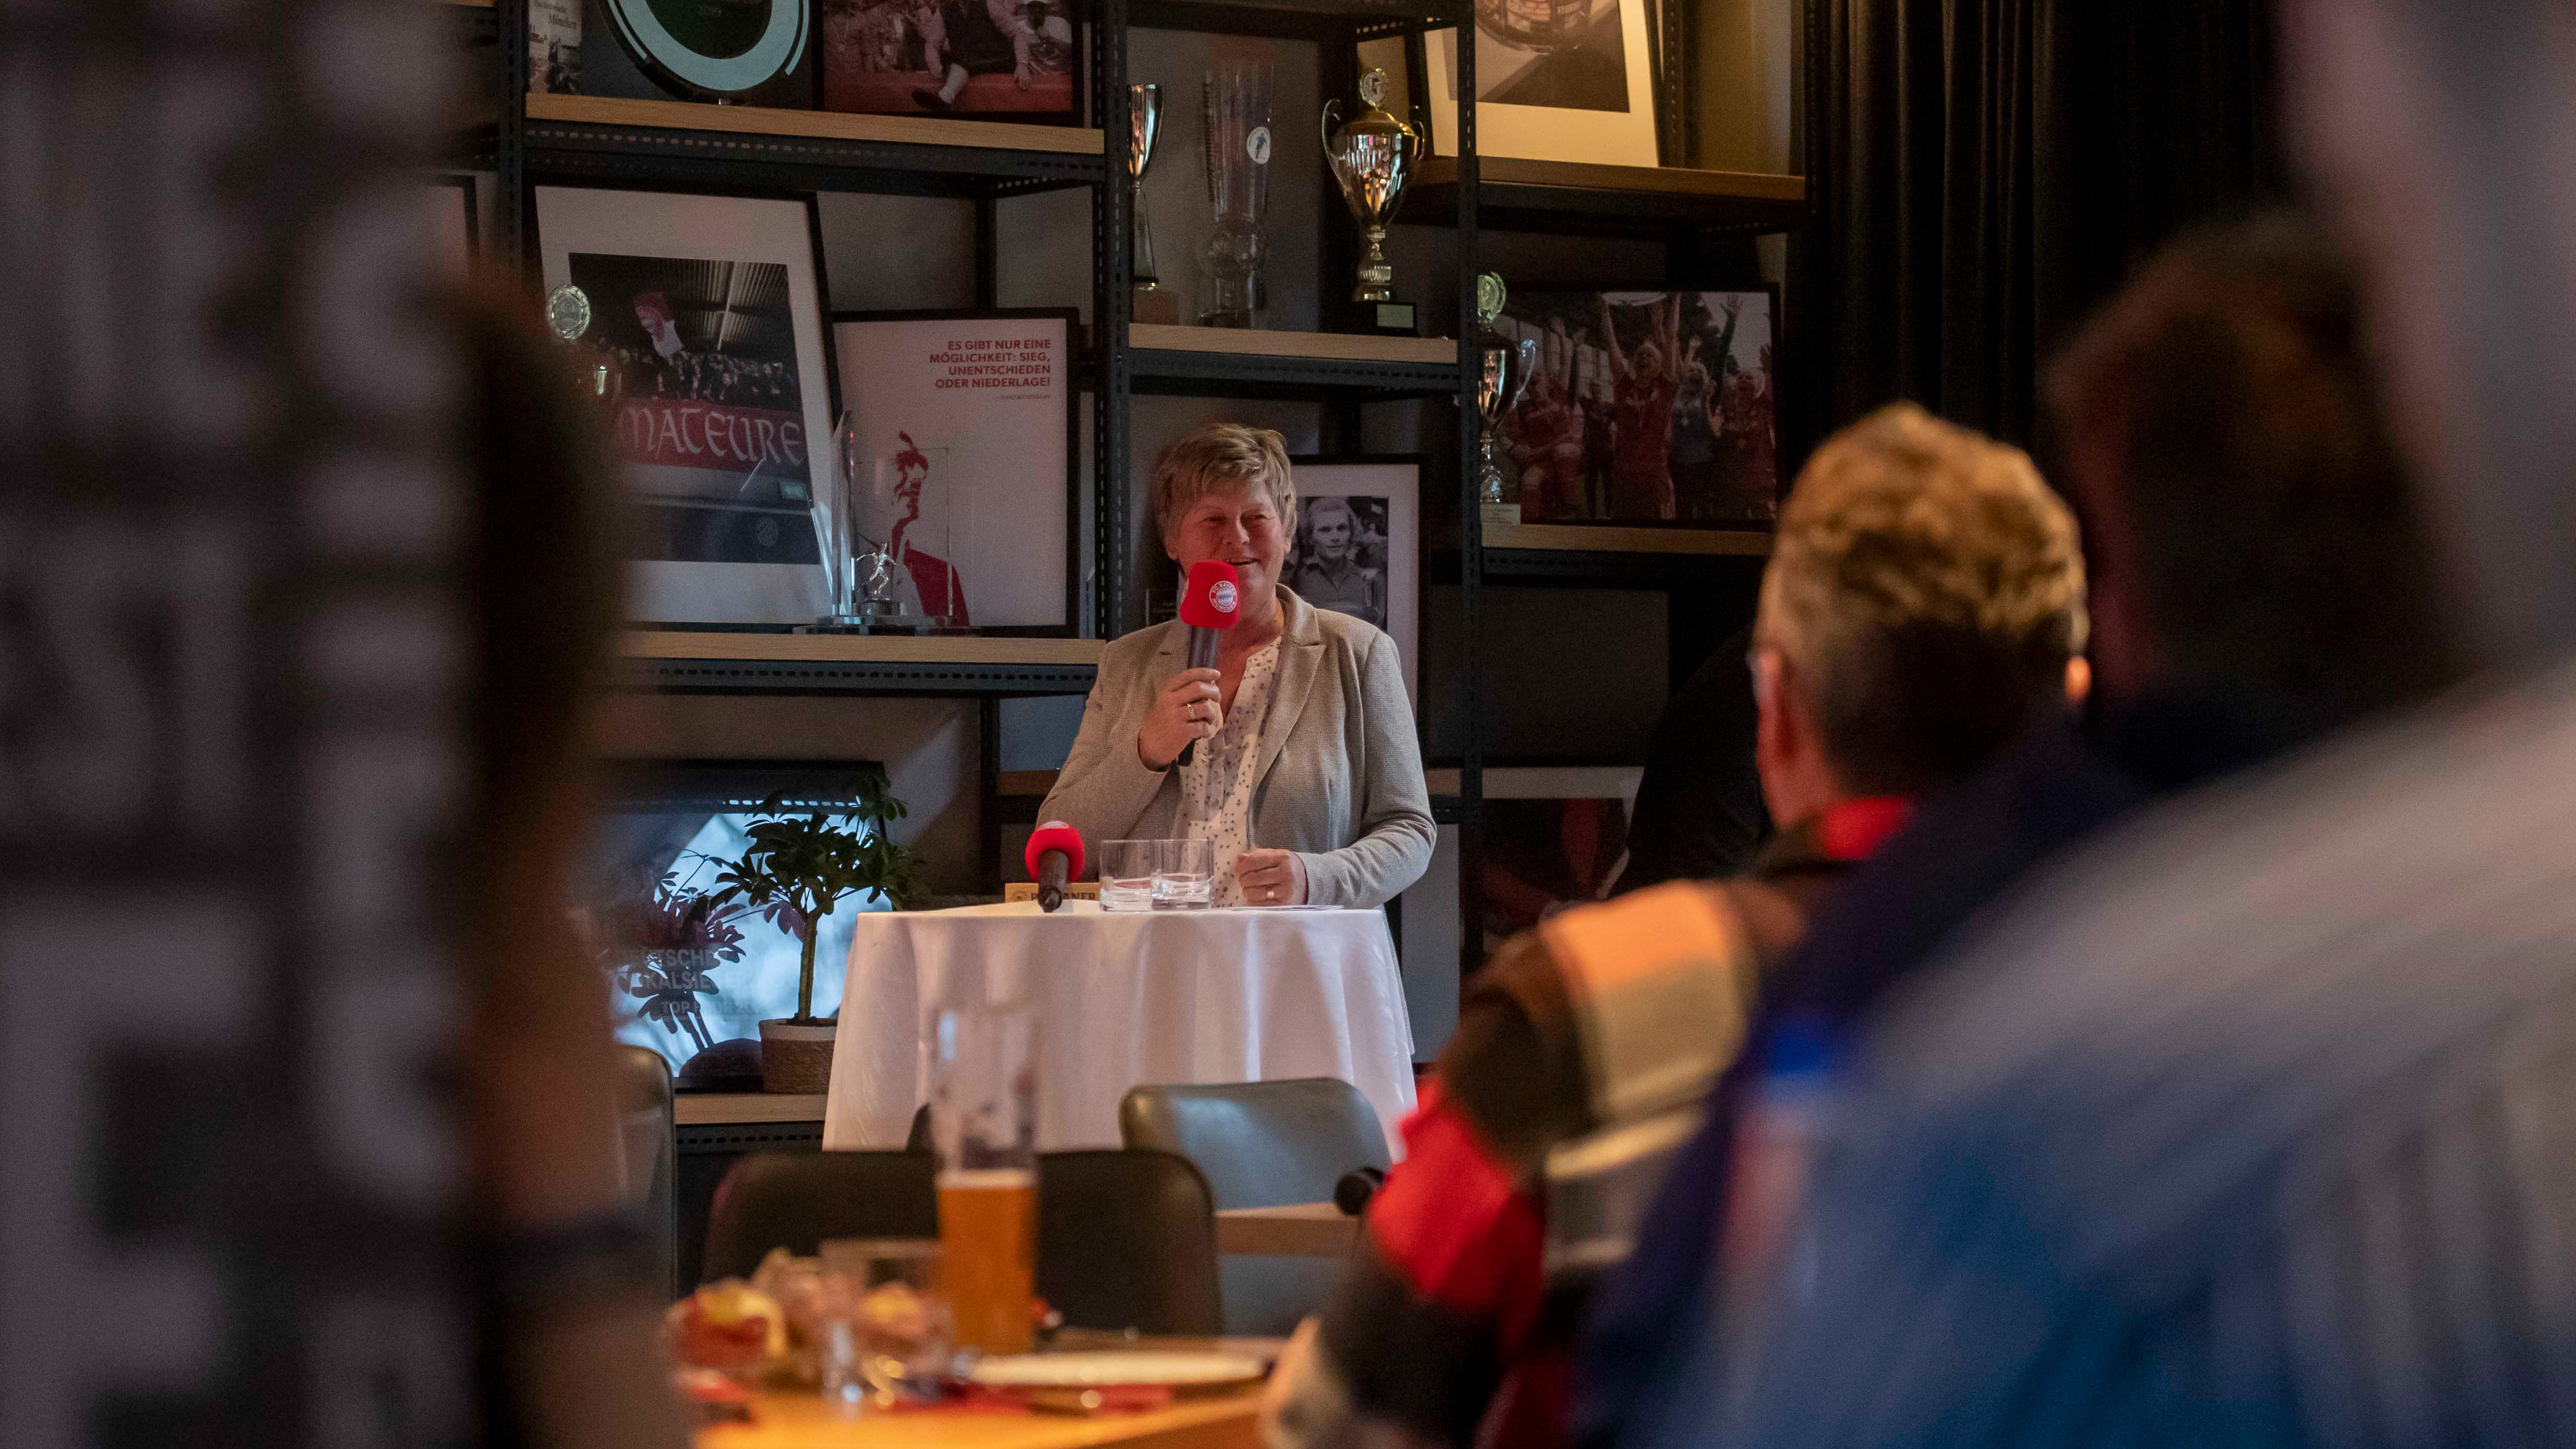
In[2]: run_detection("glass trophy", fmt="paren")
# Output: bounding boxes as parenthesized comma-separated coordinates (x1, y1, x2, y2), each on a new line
(800, 417, 942, 634)
(1199, 63, 1274, 329)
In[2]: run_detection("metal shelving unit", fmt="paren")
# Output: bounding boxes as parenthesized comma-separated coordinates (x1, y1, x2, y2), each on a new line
(464, 0, 1815, 979)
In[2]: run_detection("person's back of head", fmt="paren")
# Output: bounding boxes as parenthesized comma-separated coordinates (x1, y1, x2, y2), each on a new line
(1754, 403, 2087, 814)
(2045, 215, 2461, 732)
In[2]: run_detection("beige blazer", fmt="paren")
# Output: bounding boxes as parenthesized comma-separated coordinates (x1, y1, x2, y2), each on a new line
(1039, 588, 1435, 908)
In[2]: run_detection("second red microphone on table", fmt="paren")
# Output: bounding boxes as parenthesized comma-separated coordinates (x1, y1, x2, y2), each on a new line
(1024, 820, 1085, 913)
(1174, 559, 1241, 768)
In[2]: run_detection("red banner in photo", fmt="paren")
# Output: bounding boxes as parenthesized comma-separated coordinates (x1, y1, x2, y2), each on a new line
(613, 397, 808, 475)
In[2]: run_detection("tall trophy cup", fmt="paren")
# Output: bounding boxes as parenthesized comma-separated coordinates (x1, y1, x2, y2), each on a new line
(1128, 83, 1179, 325)
(1321, 67, 1419, 335)
(1475, 273, 1537, 536)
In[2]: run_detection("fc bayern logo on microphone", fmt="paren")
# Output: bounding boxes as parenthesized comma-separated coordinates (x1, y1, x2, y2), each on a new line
(1210, 579, 1238, 613)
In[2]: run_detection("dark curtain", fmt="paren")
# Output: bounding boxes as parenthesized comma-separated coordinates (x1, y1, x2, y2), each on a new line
(1809, 0, 2290, 446)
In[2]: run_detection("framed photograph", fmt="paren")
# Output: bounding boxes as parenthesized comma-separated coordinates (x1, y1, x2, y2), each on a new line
(423, 174, 477, 280)
(534, 186, 838, 625)
(829, 309, 1077, 632)
(1286, 456, 1419, 703)
(1419, 0, 1660, 167)
(1493, 288, 1780, 525)
(820, 0, 1078, 122)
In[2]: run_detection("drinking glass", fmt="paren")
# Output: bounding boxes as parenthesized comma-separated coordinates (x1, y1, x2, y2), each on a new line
(1100, 839, 1157, 912)
(1152, 837, 1215, 910)
(930, 1004, 1039, 1356)
(818, 1238, 951, 1408)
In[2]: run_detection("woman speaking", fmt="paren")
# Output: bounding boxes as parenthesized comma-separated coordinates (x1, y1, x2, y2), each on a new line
(1041, 424, 1433, 908)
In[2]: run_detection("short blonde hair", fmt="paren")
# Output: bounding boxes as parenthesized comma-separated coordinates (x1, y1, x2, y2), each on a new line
(1759, 402, 2088, 795)
(1152, 423, 1296, 542)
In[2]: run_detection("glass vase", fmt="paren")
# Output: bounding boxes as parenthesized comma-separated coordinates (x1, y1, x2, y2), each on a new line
(1198, 63, 1275, 329)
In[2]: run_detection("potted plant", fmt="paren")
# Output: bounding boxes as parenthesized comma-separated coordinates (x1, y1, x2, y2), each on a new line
(713, 778, 928, 1093)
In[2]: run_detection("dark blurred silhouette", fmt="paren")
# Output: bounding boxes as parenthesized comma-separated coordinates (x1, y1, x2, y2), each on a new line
(1266, 404, 2086, 1449)
(1583, 214, 2462, 1449)
(1638, 2, 2576, 1443)
(461, 294, 687, 1449)
(1613, 625, 1771, 896)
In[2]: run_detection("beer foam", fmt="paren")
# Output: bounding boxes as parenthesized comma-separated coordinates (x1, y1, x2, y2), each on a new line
(937, 1168, 1037, 1190)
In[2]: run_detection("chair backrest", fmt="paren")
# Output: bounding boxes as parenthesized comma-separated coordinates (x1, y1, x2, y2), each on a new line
(1037, 1150, 1221, 1336)
(1118, 1078, 1391, 1335)
(697, 1148, 1220, 1335)
(699, 1151, 937, 1284)
(1119, 1078, 1392, 1208)
(610, 1045, 678, 1297)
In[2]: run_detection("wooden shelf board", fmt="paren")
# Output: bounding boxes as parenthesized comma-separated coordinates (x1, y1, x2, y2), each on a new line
(1483, 522, 1773, 557)
(619, 632, 1105, 666)
(675, 1092, 828, 1126)
(524, 92, 1104, 157)
(1416, 155, 1804, 202)
(1129, 323, 1456, 367)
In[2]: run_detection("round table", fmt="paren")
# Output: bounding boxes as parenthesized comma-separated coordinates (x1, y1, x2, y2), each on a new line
(820, 901, 1416, 1154)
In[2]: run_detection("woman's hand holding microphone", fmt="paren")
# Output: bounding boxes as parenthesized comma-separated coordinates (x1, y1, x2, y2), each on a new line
(1138, 668, 1223, 770)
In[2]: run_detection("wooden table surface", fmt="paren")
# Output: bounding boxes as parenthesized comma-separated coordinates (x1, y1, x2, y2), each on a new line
(1213, 1203, 1360, 1259)
(697, 1387, 1260, 1449)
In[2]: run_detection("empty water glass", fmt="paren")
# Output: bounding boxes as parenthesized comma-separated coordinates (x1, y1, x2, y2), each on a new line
(1100, 840, 1156, 912)
(1153, 837, 1215, 910)
(818, 1238, 951, 1409)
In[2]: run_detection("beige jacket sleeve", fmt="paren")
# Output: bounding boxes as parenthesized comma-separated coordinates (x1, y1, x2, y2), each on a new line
(1296, 629, 1435, 909)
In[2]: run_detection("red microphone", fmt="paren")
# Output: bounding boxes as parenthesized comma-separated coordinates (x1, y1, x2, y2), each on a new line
(1024, 820, 1086, 913)
(1174, 560, 1241, 768)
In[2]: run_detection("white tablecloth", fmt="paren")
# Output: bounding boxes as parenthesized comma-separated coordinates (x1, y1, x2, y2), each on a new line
(820, 902, 1417, 1154)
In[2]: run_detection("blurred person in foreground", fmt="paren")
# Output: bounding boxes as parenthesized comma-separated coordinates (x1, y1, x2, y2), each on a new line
(1262, 403, 2089, 1449)
(1644, 4, 2576, 1445)
(464, 296, 685, 1449)
(1582, 215, 2462, 1449)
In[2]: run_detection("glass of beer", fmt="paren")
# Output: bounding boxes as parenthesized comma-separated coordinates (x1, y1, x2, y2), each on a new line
(930, 1003, 1040, 1355)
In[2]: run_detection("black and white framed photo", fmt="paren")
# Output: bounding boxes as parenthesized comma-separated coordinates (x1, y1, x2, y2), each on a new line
(534, 186, 837, 624)
(829, 309, 1077, 633)
(1289, 456, 1419, 702)
(1420, 0, 1660, 167)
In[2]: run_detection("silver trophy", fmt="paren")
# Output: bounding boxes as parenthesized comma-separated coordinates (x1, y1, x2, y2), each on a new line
(1129, 83, 1163, 294)
(1321, 68, 1418, 304)
(1475, 273, 1537, 508)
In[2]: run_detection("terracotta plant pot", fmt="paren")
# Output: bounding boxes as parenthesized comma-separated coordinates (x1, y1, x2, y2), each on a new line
(758, 1019, 837, 1094)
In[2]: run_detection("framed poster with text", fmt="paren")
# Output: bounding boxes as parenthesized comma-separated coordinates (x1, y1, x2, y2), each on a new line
(828, 308, 1078, 633)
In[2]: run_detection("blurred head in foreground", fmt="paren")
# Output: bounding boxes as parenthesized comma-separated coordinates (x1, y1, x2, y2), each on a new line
(2046, 214, 2460, 730)
(1751, 403, 2087, 824)
(2283, 0, 2576, 663)
(462, 294, 685, 1449)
